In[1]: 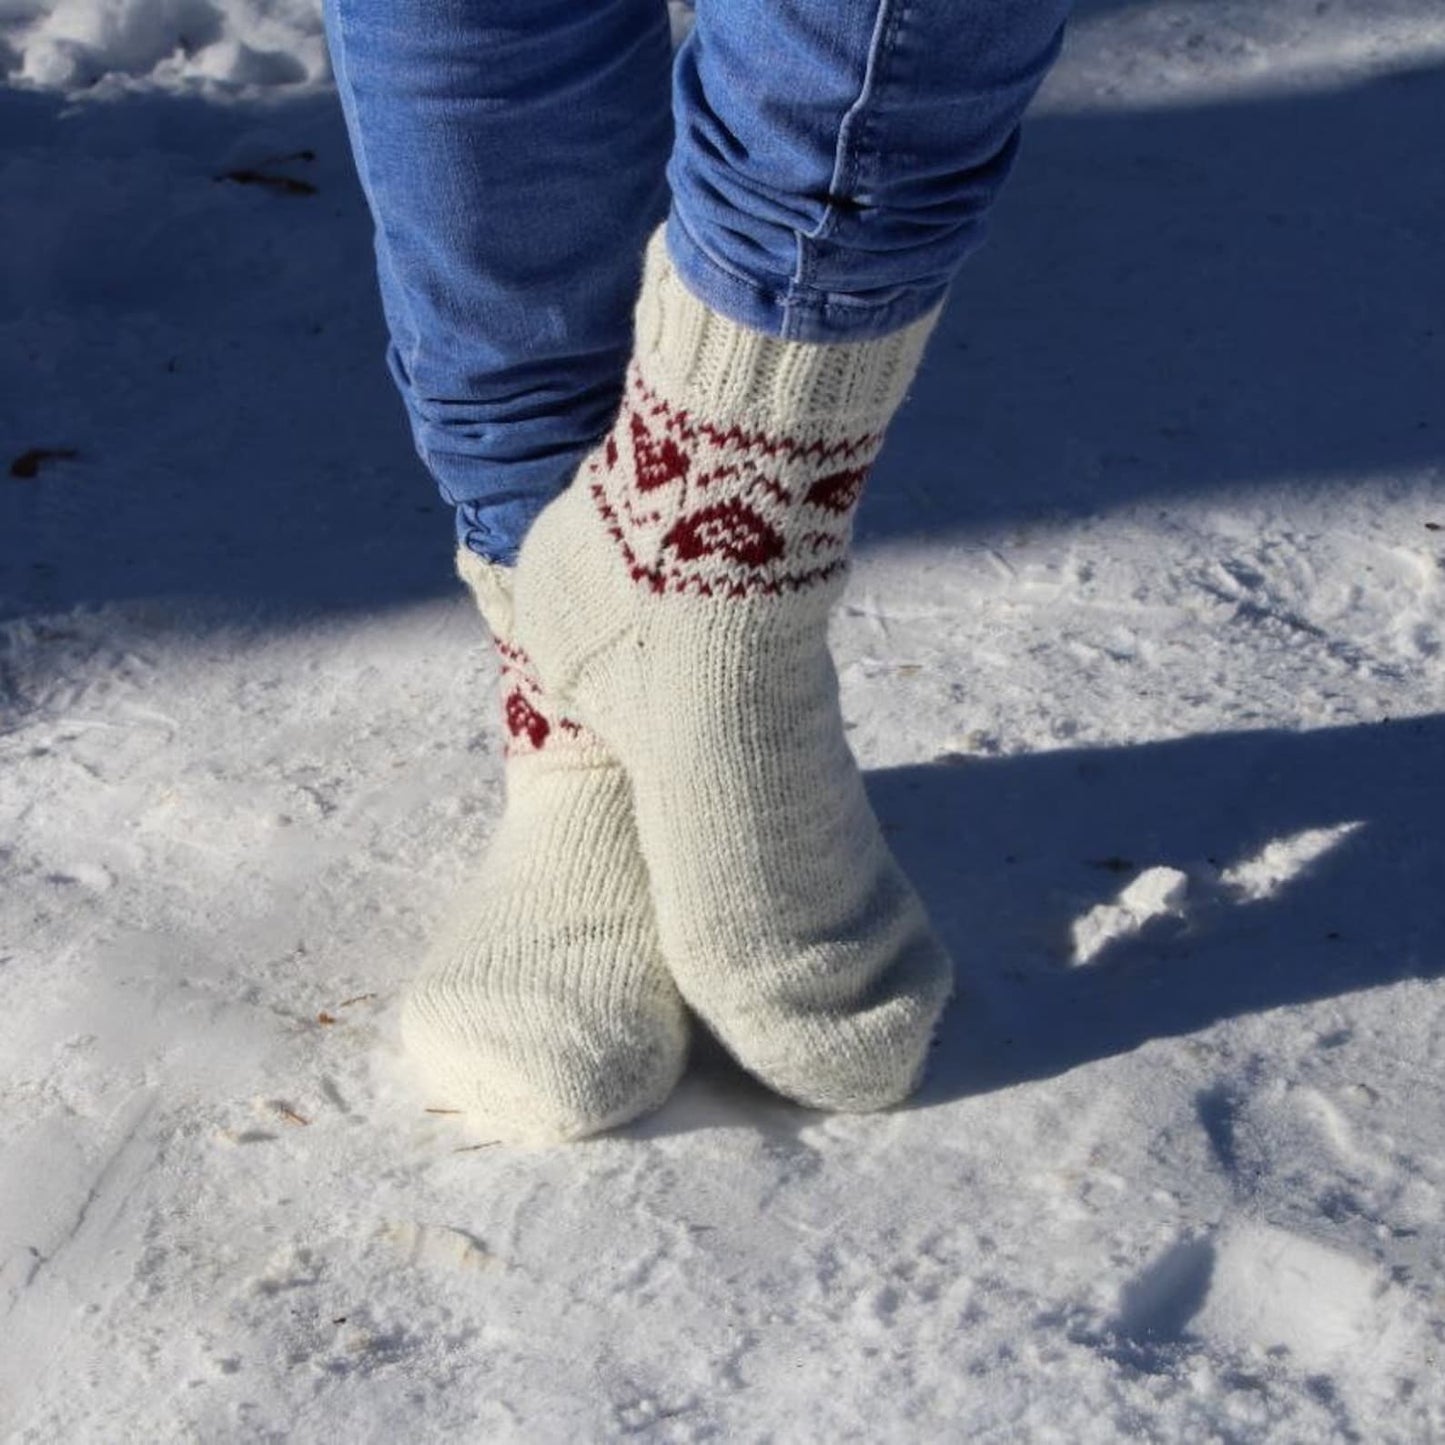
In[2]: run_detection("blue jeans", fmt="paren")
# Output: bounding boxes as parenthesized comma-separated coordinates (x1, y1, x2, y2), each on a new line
(325, 0, 1070, 564)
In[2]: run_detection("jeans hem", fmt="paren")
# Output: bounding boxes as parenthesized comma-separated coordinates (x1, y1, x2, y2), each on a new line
(665, 213, 950, 345)
(457, 529, 521, 568)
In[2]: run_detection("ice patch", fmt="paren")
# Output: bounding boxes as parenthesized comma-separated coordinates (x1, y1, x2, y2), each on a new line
(1196, 1224, 1414, 1378)
(1113, 1225, 1418, 1386)
(1069, 865, 1190, 966)
(1070, 823, 1365, 965)
(1221, 822, 1364, 904)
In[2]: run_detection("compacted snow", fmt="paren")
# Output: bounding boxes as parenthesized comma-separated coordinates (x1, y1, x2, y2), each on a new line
(2, 0, 1443, 1438)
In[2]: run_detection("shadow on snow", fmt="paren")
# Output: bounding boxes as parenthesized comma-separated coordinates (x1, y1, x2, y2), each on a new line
(639, 712, 1443, 1138)
(2, 57, 1443, 622)
(876, 712, 1445, 1103)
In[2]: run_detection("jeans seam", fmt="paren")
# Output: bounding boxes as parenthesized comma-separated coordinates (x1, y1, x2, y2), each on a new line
(785, 0, 905, 339)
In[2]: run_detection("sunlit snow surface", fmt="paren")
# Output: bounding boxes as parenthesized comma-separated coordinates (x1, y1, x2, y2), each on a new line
(2, 0, 1444, 1439)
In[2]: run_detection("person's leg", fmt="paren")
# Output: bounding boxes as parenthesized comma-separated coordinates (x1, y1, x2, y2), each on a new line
(326, 0, 688, 1140)
(513, 0, 1069, 1110)
(324, 0, 674, 561)
(402, 554, 688, 1143)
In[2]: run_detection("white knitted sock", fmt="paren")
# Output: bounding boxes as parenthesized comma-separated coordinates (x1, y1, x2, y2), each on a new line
(513, 232, 954, 1112)
(400, 550, 689, 1142)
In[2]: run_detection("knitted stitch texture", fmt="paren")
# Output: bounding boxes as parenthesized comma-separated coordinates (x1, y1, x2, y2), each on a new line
(513, 230, 954, 1111)
(399, 549, 689, 1142)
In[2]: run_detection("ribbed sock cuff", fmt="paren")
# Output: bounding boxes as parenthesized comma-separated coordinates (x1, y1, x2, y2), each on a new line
(633, 228, 941, 434)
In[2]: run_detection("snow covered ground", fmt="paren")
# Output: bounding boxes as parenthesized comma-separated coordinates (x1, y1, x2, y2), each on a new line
(3, 0, 1444, 1438)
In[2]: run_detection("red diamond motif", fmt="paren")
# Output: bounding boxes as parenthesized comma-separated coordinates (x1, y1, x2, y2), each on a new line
(662, 501, 786, 569)
(631, 412, 690, 491)
(803, 467, 868, 514)
(504, 690, 550, 750)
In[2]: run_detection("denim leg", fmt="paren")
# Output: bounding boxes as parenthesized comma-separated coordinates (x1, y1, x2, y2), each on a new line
(666, 0, 1071, 343)
(325, 0, 673, 563)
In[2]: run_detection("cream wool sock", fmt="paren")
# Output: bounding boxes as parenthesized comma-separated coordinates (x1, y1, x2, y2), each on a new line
(400, 549, 689, 1142)
(513, 232, 954, 1112)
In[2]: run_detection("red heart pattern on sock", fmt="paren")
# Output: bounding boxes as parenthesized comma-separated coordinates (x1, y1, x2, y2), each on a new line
(588, 368, 885, 599)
